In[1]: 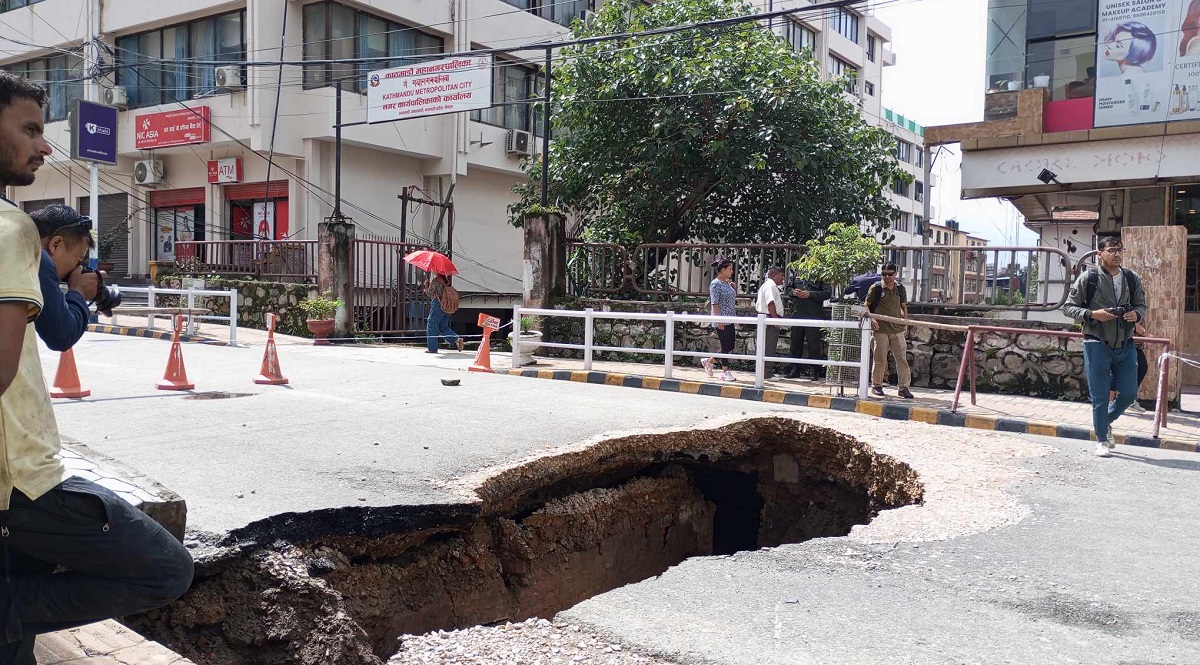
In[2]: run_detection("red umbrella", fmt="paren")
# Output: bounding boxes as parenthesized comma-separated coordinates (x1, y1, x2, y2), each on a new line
(403, 249, 459, 276)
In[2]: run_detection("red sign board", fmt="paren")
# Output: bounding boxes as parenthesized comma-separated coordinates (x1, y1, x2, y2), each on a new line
(207, 158, 244, 184)
(135, 107, 211, 150)
(477, 314, 501, 331)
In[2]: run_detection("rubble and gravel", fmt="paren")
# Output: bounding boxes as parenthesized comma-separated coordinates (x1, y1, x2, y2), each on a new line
(389, 618, 679, 665)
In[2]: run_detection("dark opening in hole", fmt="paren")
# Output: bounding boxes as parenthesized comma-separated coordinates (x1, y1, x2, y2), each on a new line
(129, 418, 923, 665)
(183, 392, 255, 401)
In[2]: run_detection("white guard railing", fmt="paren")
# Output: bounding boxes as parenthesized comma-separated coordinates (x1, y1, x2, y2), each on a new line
(513, 306, 873, 397)
(112, 285, 240, 347)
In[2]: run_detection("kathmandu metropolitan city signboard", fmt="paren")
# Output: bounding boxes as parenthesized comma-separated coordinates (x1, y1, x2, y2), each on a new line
(366, 55, 494, 124)
(1094, 0, 1200, 126)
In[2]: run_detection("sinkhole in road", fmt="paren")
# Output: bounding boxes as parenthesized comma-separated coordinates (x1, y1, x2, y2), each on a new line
(129, 417, 923, 665)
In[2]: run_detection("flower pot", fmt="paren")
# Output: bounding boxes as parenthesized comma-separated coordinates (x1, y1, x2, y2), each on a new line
(1033, 75, 1050, 89)
(306, 318, 335, 346)
(97, 261, 115, 274)
(507, 330, 543, 365)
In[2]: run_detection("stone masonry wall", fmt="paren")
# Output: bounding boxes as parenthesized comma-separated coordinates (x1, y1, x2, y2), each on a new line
(154, 276, 316, 338)
(542, 299, 1090, 401)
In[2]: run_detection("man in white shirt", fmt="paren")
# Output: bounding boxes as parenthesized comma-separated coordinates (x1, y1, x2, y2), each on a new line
(756, 267, 786, 377)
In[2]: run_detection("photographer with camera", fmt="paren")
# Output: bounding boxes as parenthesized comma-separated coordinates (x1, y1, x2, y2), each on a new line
(30, 204, 100, 351)
(1063, 236, 1146, 458)
(0, 72, 192, 662)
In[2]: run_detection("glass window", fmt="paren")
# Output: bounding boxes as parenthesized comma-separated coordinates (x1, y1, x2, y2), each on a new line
(1026, 34, 1095, 101)
(915, 148, 924, 168)
(834, 8, 859, 43)
(115, 10, 246, 108)
(1, 0, 46, 13)
(827, 57, 857, 93)
(894, 140, 911, 163)
(915, 181, 924, 202)
(867, 35, 876, 62)
(892, 178, 909, 197)
(302, 2, 444, 91)
(864, 81, 875, 96)
(894, 212, 910, 233)
(503, 0, 585, 28)
(471, 62, 542, 135)
(4, 52, 84, 122)
(1026, 0, 1096, 41)
(785, 20, 816, 57)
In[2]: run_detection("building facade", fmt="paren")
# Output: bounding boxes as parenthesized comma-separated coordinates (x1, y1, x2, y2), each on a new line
(0, 0, 568, 305)
(927, 220, 989, 304)
(927, 0, 1200, 389)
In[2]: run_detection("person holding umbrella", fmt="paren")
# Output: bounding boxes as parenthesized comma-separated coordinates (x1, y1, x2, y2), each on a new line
(404, 250, 464, 354)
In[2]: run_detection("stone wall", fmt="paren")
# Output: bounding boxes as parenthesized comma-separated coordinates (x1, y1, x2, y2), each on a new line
(154, 276, 316, 338)
(541, 299, 1092, 401)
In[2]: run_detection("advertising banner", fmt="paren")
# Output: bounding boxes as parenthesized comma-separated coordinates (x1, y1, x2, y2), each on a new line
(1095, 0, 1200, 127)
(135, 107, 211, 149)
(71, 100, 119, 165)
(207, 158, 243, 184)
(366, 55, 494, 124)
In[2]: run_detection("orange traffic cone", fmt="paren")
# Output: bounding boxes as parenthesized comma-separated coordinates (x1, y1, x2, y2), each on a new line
(254, 313, 289, 385)
(50, 348, 90, 399)
(468, 312, 500, 373)
(157, 315, 195, 391)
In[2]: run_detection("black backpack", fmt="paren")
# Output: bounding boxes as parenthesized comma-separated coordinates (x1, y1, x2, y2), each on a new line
(1084, 267, 1139, 308)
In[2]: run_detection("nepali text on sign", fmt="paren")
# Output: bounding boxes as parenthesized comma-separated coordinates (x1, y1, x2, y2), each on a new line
(366, 55, 494, 124)
(135, 107, 212, 150)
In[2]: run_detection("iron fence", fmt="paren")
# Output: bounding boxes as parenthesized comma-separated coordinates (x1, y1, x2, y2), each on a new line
(353, 235, 435, 336)
(175, 240, 318, 282)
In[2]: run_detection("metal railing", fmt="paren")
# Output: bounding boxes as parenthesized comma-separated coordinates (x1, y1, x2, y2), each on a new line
(567, 242, 1074, 312)
(175, 240, 318, 281)
(111, 285, 240, 347)
(511, 306, 874, 396)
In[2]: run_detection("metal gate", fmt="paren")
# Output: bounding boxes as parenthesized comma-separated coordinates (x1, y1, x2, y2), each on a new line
(353, 235, 433, 336)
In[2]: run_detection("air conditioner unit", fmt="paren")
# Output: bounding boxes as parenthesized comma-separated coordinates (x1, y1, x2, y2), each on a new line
(134, 160, 164, 187)
(103, 86, 129, 109)
(506, 129, 533, 156)
(579, 9, 594, 23)
(215, 65, 244, 90)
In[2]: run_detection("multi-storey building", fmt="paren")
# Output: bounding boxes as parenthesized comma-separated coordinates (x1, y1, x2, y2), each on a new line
(0, 0, 568, 307)
(925, 0, 1200, 389)
(927, 220, 989, 304)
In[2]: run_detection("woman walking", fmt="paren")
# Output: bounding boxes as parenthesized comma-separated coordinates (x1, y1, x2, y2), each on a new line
(702, 258, 738, 382)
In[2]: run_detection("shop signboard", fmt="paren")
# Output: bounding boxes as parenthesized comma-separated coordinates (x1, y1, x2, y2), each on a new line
(135, 107, 211, 149)
(253, 201, 275, 240)
(366, 55, 494, 123)
(1094, 0, 1200, 127)
(71, 100, 119, 165)
(207, 158, 244, 184)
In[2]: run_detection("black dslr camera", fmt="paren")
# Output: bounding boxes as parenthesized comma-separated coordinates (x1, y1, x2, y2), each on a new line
(80, 266, 123, 317)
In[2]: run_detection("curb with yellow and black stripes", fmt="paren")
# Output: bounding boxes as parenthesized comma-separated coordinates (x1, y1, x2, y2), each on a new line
(502, 368, 1199, 454)
(87, 324, 226, 345)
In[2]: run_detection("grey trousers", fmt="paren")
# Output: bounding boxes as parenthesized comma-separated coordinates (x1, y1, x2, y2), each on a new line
(0, 476, 194, 664)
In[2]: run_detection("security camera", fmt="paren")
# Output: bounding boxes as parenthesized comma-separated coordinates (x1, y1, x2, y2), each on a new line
(1036, 169, 1060, 185)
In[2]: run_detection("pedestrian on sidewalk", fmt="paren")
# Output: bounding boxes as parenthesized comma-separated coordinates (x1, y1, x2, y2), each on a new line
(785, 272, 831, 380)
(866, 263, 914, 399)
(0, 72, 193, 663)
(1065, 236, 1146, 457)
(424, 273, 463, 353)
(755, 267, 786, 378)
(702, 258, 738, 382)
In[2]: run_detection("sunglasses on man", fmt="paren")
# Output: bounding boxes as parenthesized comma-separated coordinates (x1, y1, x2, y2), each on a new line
(51, 216, 93, 235)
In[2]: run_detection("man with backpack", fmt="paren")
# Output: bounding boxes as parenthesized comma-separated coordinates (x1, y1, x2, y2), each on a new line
(865, 263, 914, 399)
(1063, 236, 1146, 458)
(424, 273, 463, 353)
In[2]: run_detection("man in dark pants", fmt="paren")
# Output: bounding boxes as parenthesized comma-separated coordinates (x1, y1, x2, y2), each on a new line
(31, 204, 99, 351)
(785, 274, 831, 379)
(0, 72, 193, 664)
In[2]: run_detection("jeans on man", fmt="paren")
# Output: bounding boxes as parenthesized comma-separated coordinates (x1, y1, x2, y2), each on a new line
(1083, 340, 1138, 440)
(425, 299, 459, 352)
(871, 332, 911, 389)
(788, 324, 823, 378)
(0, 476, 194, 664)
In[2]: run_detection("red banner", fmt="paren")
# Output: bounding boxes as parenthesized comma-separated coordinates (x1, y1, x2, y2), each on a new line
(135, 107, 211, 150)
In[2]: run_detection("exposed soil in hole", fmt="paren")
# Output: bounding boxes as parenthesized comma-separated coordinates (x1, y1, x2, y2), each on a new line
(128, 417, 923, 665)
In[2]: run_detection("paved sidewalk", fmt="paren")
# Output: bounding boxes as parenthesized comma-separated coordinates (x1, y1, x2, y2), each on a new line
(502, 354, 1200, 452)
(36, 621, 193, 665)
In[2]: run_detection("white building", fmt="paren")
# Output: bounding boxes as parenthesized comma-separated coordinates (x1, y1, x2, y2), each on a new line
(0, 0, 571, 306)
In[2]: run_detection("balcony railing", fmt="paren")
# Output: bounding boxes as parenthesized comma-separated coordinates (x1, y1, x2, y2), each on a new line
(175, 240, 318, 282)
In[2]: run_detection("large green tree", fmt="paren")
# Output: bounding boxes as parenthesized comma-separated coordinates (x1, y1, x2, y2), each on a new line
(510, 0, 911, 247)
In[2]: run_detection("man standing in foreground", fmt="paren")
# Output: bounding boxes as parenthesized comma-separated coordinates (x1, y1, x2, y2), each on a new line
(1063, 236, 1146, 458)
(0, 72, 192, 662)
(865, 263, 914, 399)
(755, 267, 786, 377)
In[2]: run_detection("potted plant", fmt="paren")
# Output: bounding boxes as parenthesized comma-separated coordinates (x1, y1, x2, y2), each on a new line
(789, 222, 883, 388)
(987, 79, 1008, 94)
(96, 220, 128, 274)
(508, 315, 544, 365)
(299, 290, 343, 346)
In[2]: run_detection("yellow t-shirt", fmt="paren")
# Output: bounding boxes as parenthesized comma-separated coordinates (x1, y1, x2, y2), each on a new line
(0, 201, 65, 510)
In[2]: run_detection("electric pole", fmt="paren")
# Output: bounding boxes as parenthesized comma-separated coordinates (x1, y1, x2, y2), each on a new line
(86, 0, 101, 268)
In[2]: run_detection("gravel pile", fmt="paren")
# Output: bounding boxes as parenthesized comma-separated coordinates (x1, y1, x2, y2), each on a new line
(389, 618, 678, 665)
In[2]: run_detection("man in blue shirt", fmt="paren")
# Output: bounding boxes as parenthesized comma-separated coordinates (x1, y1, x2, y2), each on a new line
(30, 204, 100, 351)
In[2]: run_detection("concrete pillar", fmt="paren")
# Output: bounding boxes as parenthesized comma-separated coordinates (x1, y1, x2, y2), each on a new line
(1123, 225, 1184, 402)
(523, 214, 549, 309)
(318, 221, 355, 339)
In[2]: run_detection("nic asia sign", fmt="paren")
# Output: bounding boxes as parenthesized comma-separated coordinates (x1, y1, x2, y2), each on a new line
(366, 55, 493, 124)
(135, 107, 211, 150)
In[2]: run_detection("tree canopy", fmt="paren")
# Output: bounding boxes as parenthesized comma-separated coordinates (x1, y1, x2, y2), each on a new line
(509, 0, 911, 247)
